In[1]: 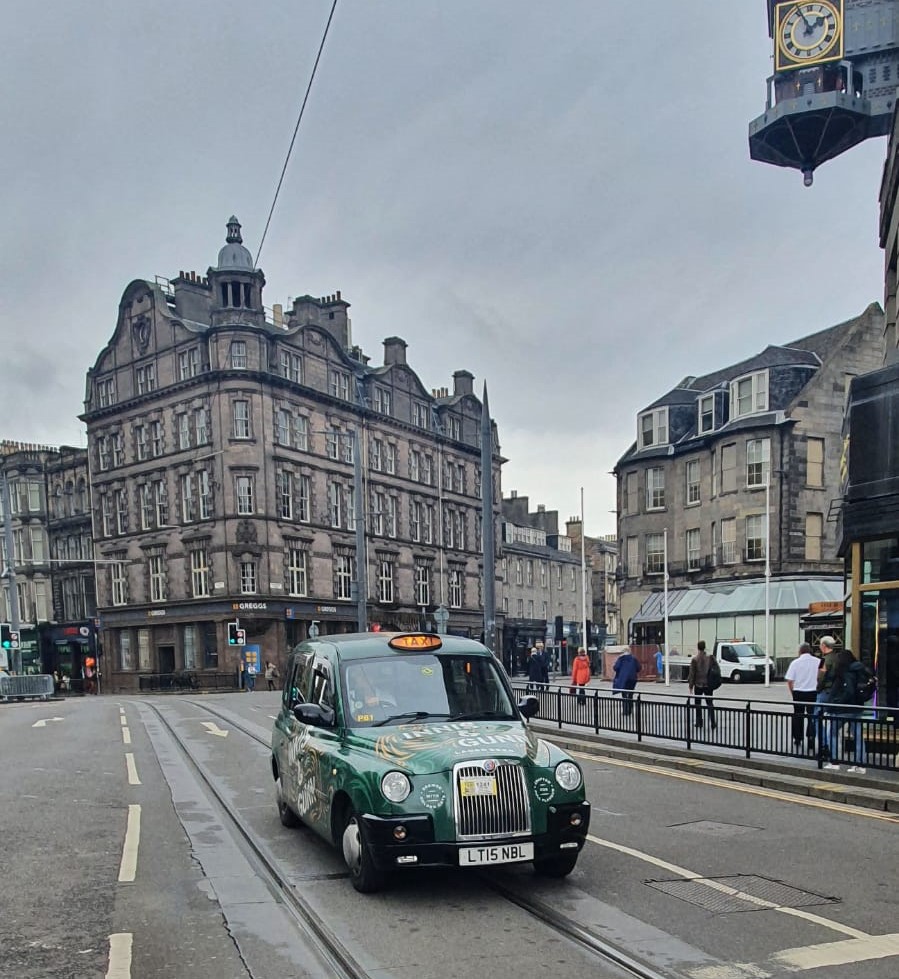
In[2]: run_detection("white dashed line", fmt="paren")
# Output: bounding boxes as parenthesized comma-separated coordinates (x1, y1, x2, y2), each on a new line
(118, 806, 141, 883)
(125, 753, 140, 785)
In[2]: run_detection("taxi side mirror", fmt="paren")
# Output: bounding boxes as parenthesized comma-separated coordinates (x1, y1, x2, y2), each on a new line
(518, 695, 539, 719)
(293, 703, 336, 727)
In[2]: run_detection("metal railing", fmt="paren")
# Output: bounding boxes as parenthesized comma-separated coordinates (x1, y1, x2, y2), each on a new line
(514, 683, 899, 773)
(0, 674, 54, 702)
(137, 671, 238, 693)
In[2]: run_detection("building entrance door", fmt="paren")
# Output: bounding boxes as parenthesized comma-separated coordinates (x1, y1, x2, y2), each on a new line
(158, 644, 175, 673)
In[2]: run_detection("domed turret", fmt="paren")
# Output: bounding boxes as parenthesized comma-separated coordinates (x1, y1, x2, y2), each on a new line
(207, 216, 266, 328)
(216, 216, 255, 271)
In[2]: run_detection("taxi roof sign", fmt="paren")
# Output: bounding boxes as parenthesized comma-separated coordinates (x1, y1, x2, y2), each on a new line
(388, 634, 443, 652)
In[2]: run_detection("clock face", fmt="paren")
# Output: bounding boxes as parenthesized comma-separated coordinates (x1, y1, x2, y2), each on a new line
(776, 1, 843, 70)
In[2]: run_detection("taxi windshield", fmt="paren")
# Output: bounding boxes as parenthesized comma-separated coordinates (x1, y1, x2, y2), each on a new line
(341, 653, 516, 728)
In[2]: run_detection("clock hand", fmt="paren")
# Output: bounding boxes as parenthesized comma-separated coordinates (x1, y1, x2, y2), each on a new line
(798, 8, 814, 32)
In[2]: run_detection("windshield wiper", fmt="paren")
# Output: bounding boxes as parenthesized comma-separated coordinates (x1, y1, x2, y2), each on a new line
(371, 711, 447, 727)
(447, 710, 511, 722)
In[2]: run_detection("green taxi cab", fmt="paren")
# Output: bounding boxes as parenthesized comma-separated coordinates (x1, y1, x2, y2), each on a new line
(270, 632, 591, 892)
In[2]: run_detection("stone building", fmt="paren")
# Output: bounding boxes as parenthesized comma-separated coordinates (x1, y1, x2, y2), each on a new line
(839, 102, 899, 679)
(565, 522, 619, 646)
(82, 218, 501, 690)
(615, 305, 884, 654)
(500, 492, 583, 673)
(0, 441, 98, 676)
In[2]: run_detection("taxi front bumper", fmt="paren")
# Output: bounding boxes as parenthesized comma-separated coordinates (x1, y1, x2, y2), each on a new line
(359, 801, 591, 870)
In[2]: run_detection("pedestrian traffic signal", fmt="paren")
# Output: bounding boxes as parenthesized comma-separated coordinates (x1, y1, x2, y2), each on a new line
(227, 621, 240, 645)
(8, 631, 19, 650)
(236, 628, 246, 645)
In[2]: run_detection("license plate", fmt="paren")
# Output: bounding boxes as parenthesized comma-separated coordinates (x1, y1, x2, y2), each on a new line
(459, 776, 497, 797)
(459, 842, 534, 866)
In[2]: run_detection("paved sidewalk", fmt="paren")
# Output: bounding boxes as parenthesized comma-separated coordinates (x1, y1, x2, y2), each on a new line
(531, 719, 899, 815)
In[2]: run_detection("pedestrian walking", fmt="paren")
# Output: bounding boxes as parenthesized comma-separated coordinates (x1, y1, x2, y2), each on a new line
(785, 642, 819, 753)
(527, 648, 544, 693)
(687, 640, 717, 730)
(814, 635, 839, 760)
(613, 648, 641, 716)
(570, 647, 591, 706)
(823, 648, 868, 773)
(245, 663, 257, 692)
(264, 661, 279, 691)
(655, 647, 664, 682)
(535, 640, 550, 687)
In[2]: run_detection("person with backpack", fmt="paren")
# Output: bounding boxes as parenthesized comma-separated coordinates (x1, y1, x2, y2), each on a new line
(687, 640, 719, 730)
(823, 648, 872, 773)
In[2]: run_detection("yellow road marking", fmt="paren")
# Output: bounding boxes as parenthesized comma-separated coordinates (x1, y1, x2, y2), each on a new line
(571, 751, 899, 824)
(117, 805, 141, 883)
(106, 933, 132, 979)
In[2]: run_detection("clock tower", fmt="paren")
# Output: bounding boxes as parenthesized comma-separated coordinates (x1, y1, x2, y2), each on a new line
(749, 0, 899, 184)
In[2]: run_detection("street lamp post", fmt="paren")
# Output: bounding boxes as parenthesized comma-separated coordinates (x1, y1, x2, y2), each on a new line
(765, 471, 771, 687)
(1, 472, 22, 674)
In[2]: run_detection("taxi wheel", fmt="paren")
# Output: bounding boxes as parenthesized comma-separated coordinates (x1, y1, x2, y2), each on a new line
(533, 852, 578, 878)
(276, 776, 300, 828)
(342, 811, 385, 893)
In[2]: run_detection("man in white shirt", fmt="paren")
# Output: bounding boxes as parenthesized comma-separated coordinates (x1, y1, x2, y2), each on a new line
(785, 642, 820, 753)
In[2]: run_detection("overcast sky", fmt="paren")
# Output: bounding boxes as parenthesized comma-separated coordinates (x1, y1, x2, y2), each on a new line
(2, 1, 887, 536)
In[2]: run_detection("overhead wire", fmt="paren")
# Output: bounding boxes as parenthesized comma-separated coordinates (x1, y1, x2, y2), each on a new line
(255, 0, 339, 267)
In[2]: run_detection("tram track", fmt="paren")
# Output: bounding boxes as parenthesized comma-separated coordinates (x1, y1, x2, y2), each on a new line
(143, 700, 369, 979)
(152, 696, 686, 979)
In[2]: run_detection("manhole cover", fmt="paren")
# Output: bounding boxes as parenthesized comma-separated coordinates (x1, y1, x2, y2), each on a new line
(667, 820, 760, 837)
(645, 875, 839, 915)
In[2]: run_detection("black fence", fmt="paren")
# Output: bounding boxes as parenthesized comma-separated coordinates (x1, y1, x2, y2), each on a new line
(137, 671, 238, 693)
(514, 683, 899, 773)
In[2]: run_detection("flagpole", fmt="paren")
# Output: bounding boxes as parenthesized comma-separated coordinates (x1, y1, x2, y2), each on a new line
(580, 487, 587, 656)
(663, 527, 670, 685)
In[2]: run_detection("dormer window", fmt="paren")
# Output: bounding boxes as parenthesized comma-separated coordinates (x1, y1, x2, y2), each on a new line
(639, 407, 668, 449)
(730, 370, 768, 419)
(698, 395, 715, 433)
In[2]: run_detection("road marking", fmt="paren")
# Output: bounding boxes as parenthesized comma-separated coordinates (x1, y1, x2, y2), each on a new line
(106, 932, 132, 978)
(571, 751, 899, 824)
(268, 714, 278, 720)
(122, 727, 131, 745)
(769, 932, 899, 970)
(125, 753, 140, 785)
(32, 717, 64, 728)
(587, 834, 869, 940)
(201, 721, 228, 738)
(118, 805, 141, 883)
(120, 715, 127, 726)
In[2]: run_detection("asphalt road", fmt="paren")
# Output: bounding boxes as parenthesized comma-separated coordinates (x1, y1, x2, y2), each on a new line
(2, 690, 898, 979)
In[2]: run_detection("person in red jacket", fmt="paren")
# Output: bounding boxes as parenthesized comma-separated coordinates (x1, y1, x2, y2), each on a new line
(570, 647, 591, 705)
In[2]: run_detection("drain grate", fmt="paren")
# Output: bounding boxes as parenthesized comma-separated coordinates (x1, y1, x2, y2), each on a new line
(645, 875, 840, 915)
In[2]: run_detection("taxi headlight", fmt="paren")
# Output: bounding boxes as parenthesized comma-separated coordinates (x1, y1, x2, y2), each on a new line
(555, 761, 582, 791)
(381, 771, 412, 803)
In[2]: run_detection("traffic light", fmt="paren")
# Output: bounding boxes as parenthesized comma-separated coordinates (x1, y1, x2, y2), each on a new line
(236, 628, 246, 646)
(0, 623, 14, 649)
(8, 631, 19, 650)
(227, 621, 240, 645)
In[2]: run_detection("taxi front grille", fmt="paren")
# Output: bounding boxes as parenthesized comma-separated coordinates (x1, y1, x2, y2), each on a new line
(454, 761, 531, 840)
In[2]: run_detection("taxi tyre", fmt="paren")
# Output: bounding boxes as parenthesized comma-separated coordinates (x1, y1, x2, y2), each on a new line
(342, 809, 386, 893)
(276, 774, 301, 828)
(533, 851, 579, 878)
